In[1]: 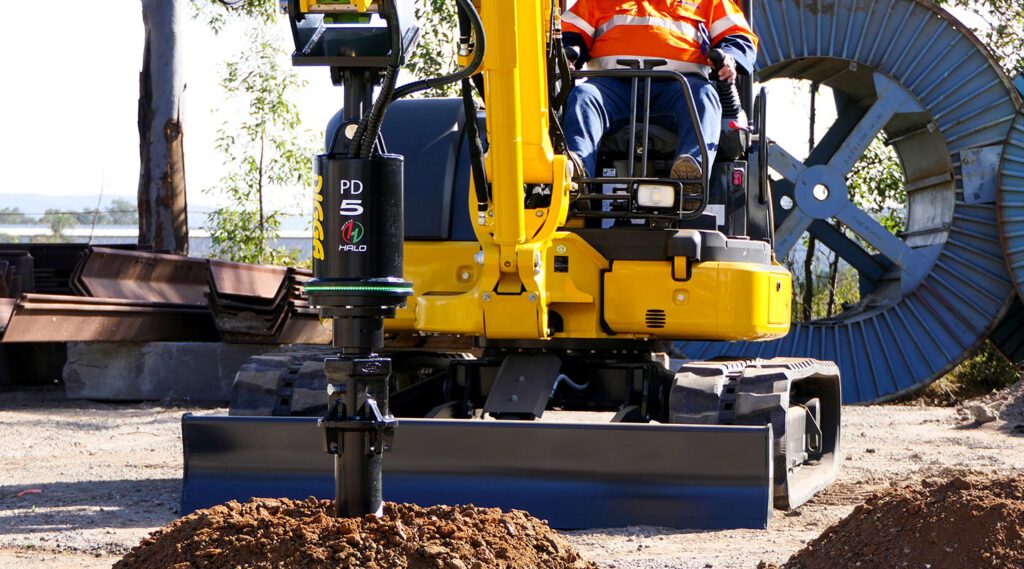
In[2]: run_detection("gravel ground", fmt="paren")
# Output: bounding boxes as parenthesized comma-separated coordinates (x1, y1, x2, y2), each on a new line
(1, 385, 1022, 568)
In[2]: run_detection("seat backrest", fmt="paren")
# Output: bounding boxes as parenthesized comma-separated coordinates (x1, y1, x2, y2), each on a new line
(599, 124, 678, 156)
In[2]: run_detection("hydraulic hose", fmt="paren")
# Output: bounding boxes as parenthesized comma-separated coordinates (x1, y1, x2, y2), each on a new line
(391, 0, 485, 101)
(550, 374, 589, 398)
(352, 64, 399, 158)
(349, 1, 405, 158)
(351, 0, 485, 158)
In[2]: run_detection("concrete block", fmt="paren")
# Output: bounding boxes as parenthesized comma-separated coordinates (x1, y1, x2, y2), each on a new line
(63, 342, 275, 402)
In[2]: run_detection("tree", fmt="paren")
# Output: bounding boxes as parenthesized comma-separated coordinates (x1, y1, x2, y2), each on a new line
(106, 198, 140, 226)
(138, 0, 189, 253)
(37, 209, 78, 242)
(0, 208, 33, 225)
(406, 0, 459, 97)
(848, 137, 906, 236)
(72, 210, 109, 226)
(941, 0, 1024, 74)
(194, 1, 314, 265)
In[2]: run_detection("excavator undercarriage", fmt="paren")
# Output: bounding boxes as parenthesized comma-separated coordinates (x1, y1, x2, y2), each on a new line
(183, 344, 839, 528)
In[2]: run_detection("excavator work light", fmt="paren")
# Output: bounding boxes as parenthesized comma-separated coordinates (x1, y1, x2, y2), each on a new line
(636, 183, 677, 208)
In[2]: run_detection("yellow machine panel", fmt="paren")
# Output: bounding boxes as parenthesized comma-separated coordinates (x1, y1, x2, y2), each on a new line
(602, 260, 792, 340)
(388, 235, 792, 344)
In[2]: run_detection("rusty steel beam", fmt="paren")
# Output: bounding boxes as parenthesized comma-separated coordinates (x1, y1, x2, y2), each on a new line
(73, 247, 209, 305)
(207, 263, 320, 343)
(1, 294, 217, 343)
(276, 313, 332, 344)
(0, 299, 16, 334)
(209, 260, 290, 302)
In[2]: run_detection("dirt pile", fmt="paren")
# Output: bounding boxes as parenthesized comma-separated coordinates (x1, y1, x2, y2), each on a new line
(960, 379, 1024, 428)
(767, 476, 1024, 569)
(114, 498, 596, 569)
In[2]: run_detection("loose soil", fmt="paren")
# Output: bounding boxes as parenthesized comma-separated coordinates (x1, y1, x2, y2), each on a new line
(3, 385, 1024, 568)
(115, 498, 595, 569)
(960, 378, 1024, 428)
(765, 476, 1024, 569)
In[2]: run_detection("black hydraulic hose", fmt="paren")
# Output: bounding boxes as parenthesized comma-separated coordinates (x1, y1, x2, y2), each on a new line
(391, 0, 485, 101)
(349, 2, 405, 158)
(353, 64, 399, 158)
(462, 78, 490, 211)
(351, 0, 485, 158)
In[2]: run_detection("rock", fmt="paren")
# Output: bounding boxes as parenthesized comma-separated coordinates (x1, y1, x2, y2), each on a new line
(966, 404, 1000, 425)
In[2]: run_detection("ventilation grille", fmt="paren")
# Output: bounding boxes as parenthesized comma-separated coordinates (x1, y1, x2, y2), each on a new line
(645, 309, 667, 329)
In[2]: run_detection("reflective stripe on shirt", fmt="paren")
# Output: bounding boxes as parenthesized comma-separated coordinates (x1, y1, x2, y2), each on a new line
(586, 55, 712, 77)
(709, 13, 748, 39)
(594, 14, 700, 41)
(563, 11, 596, 38)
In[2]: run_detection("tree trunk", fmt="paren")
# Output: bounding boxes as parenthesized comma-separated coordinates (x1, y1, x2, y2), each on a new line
(802, 236, 816, 321)
(138, 0, 188, 254)
(826, 223, 841, 318)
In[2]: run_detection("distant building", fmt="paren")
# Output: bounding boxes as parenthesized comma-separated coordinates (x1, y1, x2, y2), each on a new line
(0, 225, 312, 259)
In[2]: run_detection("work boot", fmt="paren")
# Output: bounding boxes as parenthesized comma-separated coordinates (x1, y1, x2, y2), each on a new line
(566, 151, 587, 204)
(670, 154, 702, 181)
(566, 151, 586, 181)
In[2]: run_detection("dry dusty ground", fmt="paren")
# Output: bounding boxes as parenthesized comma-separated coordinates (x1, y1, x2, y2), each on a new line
(0, 385, 1022, 568)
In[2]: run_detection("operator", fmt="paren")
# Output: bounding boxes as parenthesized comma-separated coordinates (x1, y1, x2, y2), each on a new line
(560, 0, 758, 181)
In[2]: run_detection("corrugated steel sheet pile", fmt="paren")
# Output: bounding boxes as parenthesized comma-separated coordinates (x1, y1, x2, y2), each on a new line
(0, 245, 328, 345)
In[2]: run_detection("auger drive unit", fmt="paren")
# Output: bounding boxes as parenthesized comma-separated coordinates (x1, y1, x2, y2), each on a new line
(181, 0, 842, 529)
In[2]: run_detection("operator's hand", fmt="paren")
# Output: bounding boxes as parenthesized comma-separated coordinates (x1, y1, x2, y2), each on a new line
(717, 53, 737, 83)
(563, 46, 581, 70)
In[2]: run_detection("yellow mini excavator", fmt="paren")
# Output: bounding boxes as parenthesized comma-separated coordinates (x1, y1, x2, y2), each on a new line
(181, 0, 841, 529)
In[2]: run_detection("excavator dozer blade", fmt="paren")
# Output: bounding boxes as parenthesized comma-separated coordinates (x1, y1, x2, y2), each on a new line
(181, 415, 774, 529)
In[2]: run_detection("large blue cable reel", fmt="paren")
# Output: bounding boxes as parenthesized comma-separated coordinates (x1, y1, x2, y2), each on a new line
(681, 0, 1021, 403)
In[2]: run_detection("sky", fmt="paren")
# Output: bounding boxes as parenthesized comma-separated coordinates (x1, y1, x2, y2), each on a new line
(0, 0, 340, 214)
(0, 0, 991, 218)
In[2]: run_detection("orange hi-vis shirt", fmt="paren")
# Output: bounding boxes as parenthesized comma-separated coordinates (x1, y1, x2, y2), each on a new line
(562, 0, 758, 76)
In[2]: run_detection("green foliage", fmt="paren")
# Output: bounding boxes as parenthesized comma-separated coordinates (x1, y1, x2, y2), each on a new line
(36, 209, 77, 242)
(198, 3, 315, 266)
(206, 207, 298, 264)
(405, 0, 459, 97)
(0, 208, 33, 225)
(848, 137, 906, 235)
(908, 340, 1022, 406)
(72, 210, 105, 226)
(190, 0, 280, 35)
(787, 246, 861, 321)
(940, 0, 1024, 74)
(106, 198, 139, 226)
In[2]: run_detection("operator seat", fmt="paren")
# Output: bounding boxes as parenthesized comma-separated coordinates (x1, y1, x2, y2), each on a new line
(599, 122, 679, 156)
(592, 118, 723, 231)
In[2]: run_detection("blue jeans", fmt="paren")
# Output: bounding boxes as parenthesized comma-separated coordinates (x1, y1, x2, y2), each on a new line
(562, 76, 722, 177)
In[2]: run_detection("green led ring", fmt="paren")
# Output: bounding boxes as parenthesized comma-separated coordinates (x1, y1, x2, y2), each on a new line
(303, 284, 414, 294)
